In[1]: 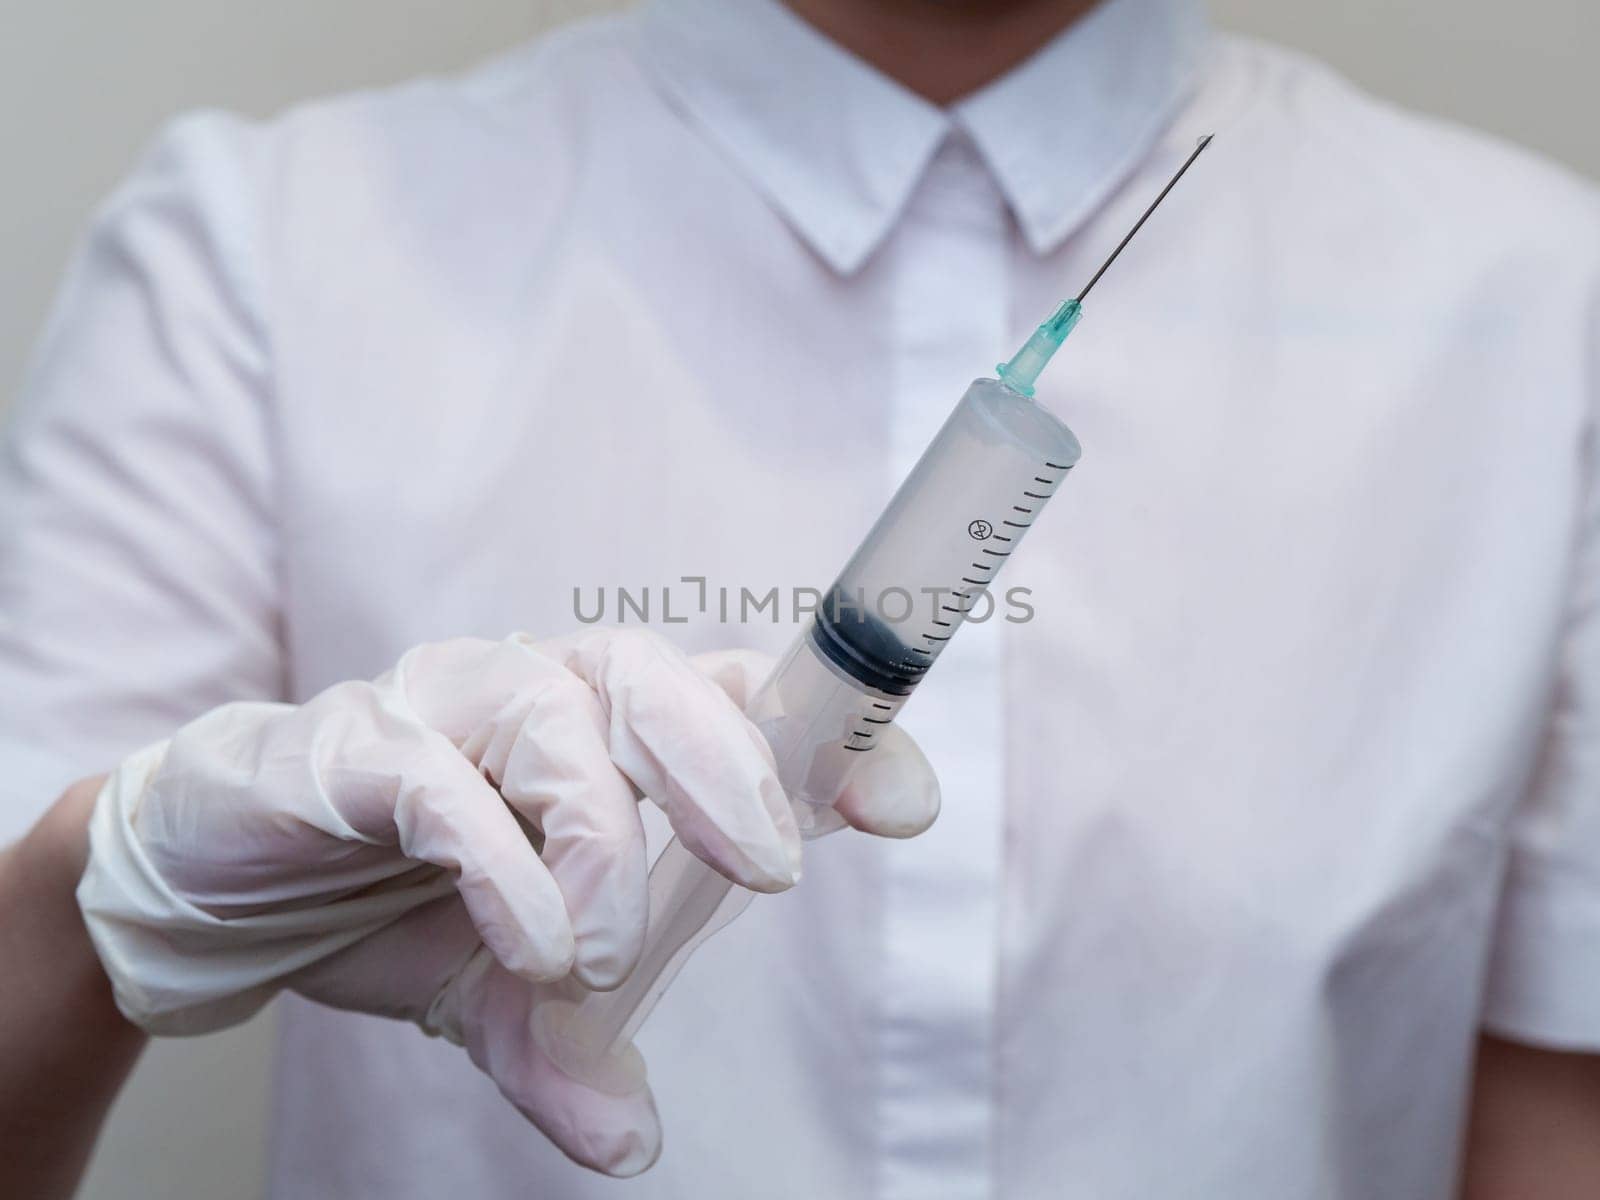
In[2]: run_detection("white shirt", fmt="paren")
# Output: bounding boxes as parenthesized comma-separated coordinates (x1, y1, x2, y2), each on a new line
(4, 0, 1599, 1195)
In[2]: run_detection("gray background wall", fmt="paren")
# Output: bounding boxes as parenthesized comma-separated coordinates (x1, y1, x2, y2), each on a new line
(0, 2, 1593, 1197)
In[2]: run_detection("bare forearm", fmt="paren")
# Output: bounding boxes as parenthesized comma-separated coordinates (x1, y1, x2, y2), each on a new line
(0, 778, 146, 1198)
(1462, 1034, 1600, 1199)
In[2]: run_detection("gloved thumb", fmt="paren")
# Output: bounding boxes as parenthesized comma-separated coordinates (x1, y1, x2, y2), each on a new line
(426, 943, 664, 1177)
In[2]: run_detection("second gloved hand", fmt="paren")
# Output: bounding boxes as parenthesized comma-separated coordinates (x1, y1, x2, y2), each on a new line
(78, 629, 939, 1176)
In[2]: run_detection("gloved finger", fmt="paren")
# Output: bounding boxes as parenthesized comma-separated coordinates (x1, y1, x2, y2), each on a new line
(387, 726, 577, 984)
(489, 655, 650, 991)
(831, 723, 941, 839)
(537, 629, 802, 893)
(389, 639, 649, 989)
(431, 947, 663, 1178)
(688, 647, 775, 710)
(200, 678, 579, 986)
(692, 647, 939, 838)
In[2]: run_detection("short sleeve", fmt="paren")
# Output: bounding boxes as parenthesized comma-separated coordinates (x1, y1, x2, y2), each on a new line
(0, 112, 284, 843)
(1482, 253, 1600, 1048)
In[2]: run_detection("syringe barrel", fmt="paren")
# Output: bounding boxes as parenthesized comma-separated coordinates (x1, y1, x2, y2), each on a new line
(745, 630, 907, 832)
(534, 378, 1079, 1088)
(810, 377, 1081, 695)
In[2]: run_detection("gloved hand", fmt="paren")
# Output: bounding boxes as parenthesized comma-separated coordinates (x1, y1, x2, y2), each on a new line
(76, 629, 939, 1175)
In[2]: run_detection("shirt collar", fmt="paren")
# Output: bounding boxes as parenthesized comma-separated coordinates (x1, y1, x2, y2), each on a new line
(637, 0, 1206, 274)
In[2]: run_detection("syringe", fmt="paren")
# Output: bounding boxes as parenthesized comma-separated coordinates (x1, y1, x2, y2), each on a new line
(533, 136, 1215, 1094)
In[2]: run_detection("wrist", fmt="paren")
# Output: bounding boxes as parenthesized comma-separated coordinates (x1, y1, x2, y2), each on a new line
(0, 777, 146, 1199)
(24, 777, 97, 889)
(4, 777, 130, 1027)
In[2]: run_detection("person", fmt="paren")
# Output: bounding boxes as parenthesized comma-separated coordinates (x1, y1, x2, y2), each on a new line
(1, 0, 1598, 1195)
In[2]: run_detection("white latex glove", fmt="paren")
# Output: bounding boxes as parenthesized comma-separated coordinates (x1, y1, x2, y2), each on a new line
(77, 629, 939, 1175)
